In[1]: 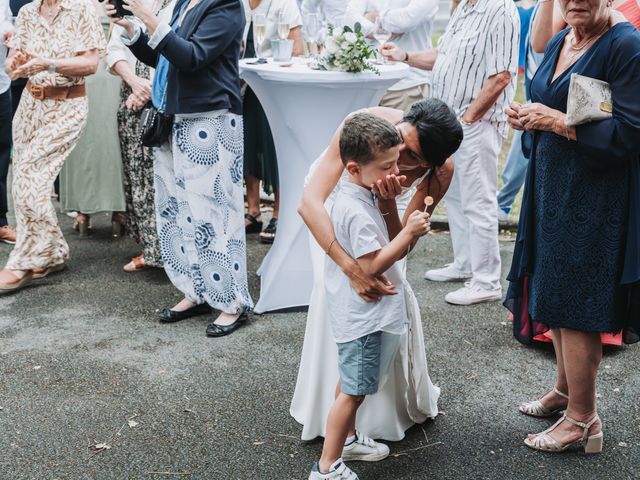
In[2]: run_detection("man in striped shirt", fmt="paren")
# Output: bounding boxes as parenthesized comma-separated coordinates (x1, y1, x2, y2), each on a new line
(382, 0, 519, 305)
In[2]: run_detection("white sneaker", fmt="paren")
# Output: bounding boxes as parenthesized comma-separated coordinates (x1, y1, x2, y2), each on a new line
(445, 283, 502, 306)
(308, 458, 359, 479)
(497, 208, 510, 223)
(342, 431, 390, 462)
(424, 263, 471, 282)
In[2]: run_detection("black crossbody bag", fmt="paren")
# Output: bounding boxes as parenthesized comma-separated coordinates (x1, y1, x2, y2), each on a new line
(140, 105, 174, 148)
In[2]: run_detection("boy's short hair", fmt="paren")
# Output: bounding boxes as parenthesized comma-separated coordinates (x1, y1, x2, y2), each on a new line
(339, 112, 402, 166)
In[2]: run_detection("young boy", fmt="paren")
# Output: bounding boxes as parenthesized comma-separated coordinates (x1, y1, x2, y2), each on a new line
(309, 113, 431, 480)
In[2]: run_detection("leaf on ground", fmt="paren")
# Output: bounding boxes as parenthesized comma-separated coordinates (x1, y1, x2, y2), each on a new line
(184, 408, 193, 413)
(128, 420, 139, 428)
(33, 365, 42, 370)
(89, 443, 111, 452)
(253, 441, 265, 446)
(619, 442, 628, 447)
(614, 388, 620, 392)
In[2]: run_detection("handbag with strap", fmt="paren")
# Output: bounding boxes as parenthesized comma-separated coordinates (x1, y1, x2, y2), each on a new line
(140, 106, 174, 148)
(565, 73, 613, 127)
(140, 69, 174, 148)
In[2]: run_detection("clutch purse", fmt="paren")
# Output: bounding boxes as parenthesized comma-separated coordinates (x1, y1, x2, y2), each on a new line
(565, 73, 613, 127)
(140, 106, 174, 148)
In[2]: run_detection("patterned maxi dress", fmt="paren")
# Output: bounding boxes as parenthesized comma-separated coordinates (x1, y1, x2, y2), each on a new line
(154, 112, 253, 314)
(117, 59, 162, 267)
(6, 0, 106, 270)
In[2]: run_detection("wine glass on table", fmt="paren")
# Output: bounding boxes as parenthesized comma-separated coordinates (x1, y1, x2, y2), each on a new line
(372, 16, 391, 64)
(253, 13, 267, 61)
(277, 11, 290, 41)
(302, 12, 320, 63)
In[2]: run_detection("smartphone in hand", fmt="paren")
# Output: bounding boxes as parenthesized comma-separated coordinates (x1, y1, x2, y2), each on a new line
(99, 0, 128, 18)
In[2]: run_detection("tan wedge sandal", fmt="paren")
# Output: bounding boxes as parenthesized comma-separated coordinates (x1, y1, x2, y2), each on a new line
(524, 413, 603, 454)
(519, 387, 569, 418)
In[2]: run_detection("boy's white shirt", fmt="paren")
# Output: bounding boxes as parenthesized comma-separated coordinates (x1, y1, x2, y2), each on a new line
(325, 179, 408, 344)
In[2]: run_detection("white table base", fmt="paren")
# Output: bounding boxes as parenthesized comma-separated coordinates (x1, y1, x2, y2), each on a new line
(241, 61, 409, 313)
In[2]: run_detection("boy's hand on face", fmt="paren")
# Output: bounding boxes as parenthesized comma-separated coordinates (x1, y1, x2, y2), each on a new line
(371, 174, 407, 200)
(405, 210, 431, 238)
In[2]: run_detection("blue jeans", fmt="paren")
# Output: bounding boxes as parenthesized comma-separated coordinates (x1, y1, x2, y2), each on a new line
(497, 130, 528, 212)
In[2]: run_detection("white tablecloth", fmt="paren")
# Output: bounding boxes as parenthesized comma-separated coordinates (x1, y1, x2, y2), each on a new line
(240, 58, 409, 313)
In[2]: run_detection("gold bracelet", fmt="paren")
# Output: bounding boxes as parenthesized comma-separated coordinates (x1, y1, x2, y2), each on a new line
(326, 238, 337, 256)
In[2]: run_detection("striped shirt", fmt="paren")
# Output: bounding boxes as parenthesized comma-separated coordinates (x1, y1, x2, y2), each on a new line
(430, 0, 520, 136)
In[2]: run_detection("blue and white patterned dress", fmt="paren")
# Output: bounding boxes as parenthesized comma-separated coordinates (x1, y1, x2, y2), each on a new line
(154, 110, 253, 314)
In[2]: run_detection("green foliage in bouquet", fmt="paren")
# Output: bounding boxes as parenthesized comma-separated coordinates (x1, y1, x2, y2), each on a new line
(320, 23, 379, 74)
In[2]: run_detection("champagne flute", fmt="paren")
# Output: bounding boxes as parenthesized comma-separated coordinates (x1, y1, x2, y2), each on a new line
(277, 11, 290, 41)
(372, 16, 391, 64)
(302, 12, 320, 60)
(253, 13, 266, 60)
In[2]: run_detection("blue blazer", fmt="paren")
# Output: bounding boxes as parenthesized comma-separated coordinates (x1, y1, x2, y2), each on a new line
(129, 0, 245, 115)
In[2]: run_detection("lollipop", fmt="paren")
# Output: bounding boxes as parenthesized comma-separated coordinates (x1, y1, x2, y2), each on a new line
(423, 196, 434, 212)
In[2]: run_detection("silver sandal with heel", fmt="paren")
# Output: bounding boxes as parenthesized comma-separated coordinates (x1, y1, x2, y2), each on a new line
(524, 413, 603, 454)
(519, 387, 568, 417)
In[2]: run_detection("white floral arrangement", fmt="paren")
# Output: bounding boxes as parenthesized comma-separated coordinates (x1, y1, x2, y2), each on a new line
(320, 23, 378, 74)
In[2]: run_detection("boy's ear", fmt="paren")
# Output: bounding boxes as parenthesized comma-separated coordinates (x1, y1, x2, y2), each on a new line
(346, 161, 361, 176)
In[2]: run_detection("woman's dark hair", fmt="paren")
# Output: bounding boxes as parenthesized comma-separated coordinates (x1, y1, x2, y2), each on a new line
(402, 98, 464, 168)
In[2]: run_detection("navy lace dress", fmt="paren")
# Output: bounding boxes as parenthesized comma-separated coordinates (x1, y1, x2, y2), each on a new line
(505, 23, 640, 344)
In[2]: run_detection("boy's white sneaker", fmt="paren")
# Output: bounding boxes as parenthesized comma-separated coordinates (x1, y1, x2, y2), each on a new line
(342, 431, 390, 462)
(308, 458, 359, 479)
(424, 263, 471, 282)
(445, 283, 502, 306)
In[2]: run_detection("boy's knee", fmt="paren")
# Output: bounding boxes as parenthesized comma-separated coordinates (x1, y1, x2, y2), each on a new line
(345, 394, 365, 405)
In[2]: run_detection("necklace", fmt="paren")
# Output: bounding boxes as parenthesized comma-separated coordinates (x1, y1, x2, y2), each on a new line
(569, 17, 610, 51)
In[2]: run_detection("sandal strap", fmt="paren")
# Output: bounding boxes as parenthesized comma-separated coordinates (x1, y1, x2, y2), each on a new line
(131, 255, 146, 268)
(564, 413, 599, 442)
(263, 217, 278, 234)
(553, 387, 569, 400)
(245, 213, 261, 224)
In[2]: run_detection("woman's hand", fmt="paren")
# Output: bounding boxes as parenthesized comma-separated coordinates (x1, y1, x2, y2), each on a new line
(125, 92, 146, 110)
(2, 31, 13, 47)
(371, 174, 407, 200)
(345, 261, 397, 302)
(506, 101, 525, 130)
(128, 75, 152, 104)
(11, 56, 49, 79)
(104, 3, 136, 36)
(123, 0, 159, 33)
(518, 102, 563, 132)
(380, 42, 405, 62)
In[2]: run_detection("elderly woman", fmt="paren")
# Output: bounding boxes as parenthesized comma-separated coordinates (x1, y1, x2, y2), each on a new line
(0, 0, 104, 292)
(109, 0, 253, 336)
(505, 0, 640, 453)
(292, 99, 462, 447)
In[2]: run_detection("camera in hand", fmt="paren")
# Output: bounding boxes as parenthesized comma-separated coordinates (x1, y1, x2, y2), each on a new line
(99, 0, 128, 18)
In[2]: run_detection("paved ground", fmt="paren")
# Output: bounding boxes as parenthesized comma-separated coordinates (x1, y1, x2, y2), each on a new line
(1, 212, 638, 480)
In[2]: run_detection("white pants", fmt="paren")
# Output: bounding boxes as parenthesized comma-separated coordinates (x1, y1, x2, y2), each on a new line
(445, 120, 504, 291)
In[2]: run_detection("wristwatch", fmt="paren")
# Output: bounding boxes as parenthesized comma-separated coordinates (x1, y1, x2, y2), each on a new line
(48, 61, 56, 74)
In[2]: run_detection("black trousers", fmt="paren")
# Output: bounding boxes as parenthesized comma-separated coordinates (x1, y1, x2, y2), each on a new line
(0, 89, 11, 226)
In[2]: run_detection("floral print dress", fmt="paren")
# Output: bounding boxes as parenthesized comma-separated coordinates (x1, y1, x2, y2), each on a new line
(6, 0, 105, 270)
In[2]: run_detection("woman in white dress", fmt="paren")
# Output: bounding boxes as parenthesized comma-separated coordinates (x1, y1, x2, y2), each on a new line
(291, 99, 464, 442)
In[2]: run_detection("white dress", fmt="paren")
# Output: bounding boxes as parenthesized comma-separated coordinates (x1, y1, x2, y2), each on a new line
(289, 155, 440, 441)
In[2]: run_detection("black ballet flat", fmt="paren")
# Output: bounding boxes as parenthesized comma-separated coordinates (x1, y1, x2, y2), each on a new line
(158, 303, 212, 323)
(205, 313, 249, 337)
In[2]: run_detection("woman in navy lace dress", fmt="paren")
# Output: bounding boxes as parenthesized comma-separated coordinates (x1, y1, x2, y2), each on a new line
(505, 1, 640, 454)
